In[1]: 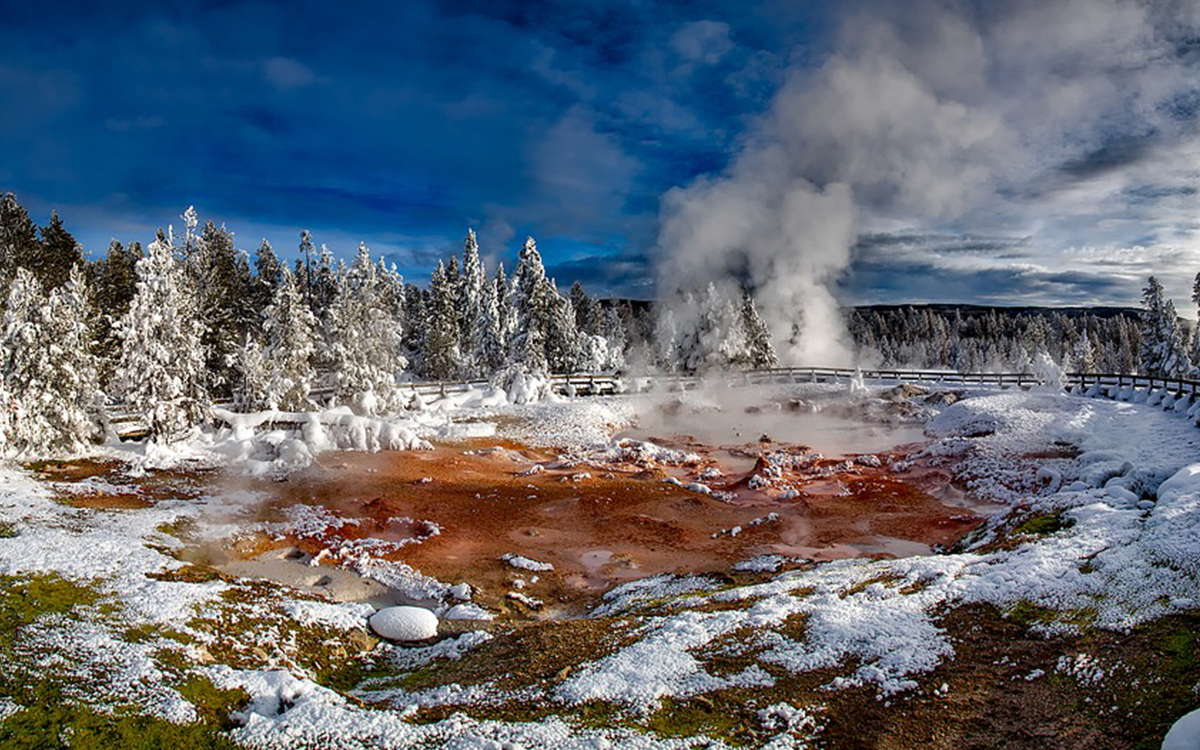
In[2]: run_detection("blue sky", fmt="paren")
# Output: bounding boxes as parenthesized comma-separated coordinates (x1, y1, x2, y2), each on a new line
(0, 0, 828, 293)
(2, 0, 1199, 310)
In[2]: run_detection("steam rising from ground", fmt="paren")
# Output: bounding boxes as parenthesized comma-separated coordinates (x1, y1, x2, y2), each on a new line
(657, 0, 1200, 362)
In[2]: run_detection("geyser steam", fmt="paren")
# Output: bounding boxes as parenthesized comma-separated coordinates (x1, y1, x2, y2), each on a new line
(656, 0, 1200, 364)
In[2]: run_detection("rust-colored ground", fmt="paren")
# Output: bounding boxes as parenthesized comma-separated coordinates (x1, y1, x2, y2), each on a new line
(238, 436, 983, 614)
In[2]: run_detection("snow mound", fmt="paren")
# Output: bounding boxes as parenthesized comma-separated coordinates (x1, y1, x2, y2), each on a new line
(1163, 707, 1200, 750)
(501, 553, 554, 572)
(369, 605, 439, 641)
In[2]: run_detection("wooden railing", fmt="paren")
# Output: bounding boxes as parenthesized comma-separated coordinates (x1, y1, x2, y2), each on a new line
(106, 367, 1200, 438)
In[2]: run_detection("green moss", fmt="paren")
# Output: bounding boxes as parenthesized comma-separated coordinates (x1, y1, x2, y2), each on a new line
(643, 696, 743, 742)
(0, 575, 103, 655)
(0, 699, 241, 750)
(0, 523, 15, 539)
(155, 517, 199, 543)
(1015, 512, 1071, 536)
(1001, 599, 1095, 630)
(147, 564, 227, 584)
(177, 676, 249, 732)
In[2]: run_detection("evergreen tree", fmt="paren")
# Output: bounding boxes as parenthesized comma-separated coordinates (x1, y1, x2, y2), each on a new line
(1071, 330, 1097, 374)
(544, 278, 581, 373)
(89, 239, 142, 387)
(424, 260, 462, 380)
(1140, 276, 1191, 377)
(471, 265, 505, 375)
(35, 210, 84, 290)
(507, 238, 559, 374)
(252, 239, 283, 316)
(402, 282, 427, 375)
(458, 230, 486, 375)
(231, 334, 272, 412)
(0, 193, 40, 287)
(494, 262, 515, 356)
(114, 229, 210, 442)
(0, 266, 100, 454)
(741, 292, 778, 369)
(655, 307, 681, 373)
(297, 230, 316, 303)
(599, 305, 627, 371)
(569, 281, 599, 335)
(326, 244, 406, 412)
(260, 268, 319, 411)
(190, 219, 256, 393)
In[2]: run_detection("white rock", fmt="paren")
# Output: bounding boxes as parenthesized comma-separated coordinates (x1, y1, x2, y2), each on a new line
(369, 606, 439, 641)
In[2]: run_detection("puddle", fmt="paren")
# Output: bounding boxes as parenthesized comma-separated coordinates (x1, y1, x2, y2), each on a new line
(619, 403, 928, 457)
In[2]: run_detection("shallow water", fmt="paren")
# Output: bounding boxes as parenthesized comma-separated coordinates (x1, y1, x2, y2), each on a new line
(619, 406, 928, 458)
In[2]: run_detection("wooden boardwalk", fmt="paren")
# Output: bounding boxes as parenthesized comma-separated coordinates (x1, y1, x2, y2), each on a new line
(106, 367, 1200, 439)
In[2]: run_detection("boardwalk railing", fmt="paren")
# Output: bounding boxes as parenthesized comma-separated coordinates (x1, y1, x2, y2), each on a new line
(106, 367, 1200, 438)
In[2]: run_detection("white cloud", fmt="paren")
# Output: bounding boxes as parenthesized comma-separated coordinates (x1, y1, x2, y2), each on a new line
(657, 0, 1200, 351)
(263, 56, 325, 91)
(670, 21, 734, 66)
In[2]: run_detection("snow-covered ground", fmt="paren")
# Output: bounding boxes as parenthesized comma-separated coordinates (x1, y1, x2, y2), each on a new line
(1, 379, 1198, 748)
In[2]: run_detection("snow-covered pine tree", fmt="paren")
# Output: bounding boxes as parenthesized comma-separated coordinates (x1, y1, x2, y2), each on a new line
(471, 265, 505, 376)
(89, 239, 142, 388)
(568, 281, 599, 335)
(190, 219, 256, 394)
(599, 305, 627, 371)
(326, 244, 406, 413)
(654, 307, 681, 373)
(715, 288, 748, 369)
(309, 243, 338, 319)
(377, 259, 407, 322)
(0, 193, 41, 288)
(260, 267, 319, 411)
(494, 262, 516, 358)
(252, 238, 283, 317)
(297, 230, 316, 304)
(544, 278, 581, 373)
(741, 292, 777, 369)
(0, 266, 101, 454)
(0, 268, 50, 453)
(232, 334, 272, 412)
(402, 282, 427, 375)
(507, 238, 555, 374)
(1140, 276, 1191, 377)
(458, 230, 486, 376)
(1191, 270, 1200, 371)
(36, 210, 84, 291)
(1071, 330, 1097, 374)
(424, 260, 462, 380)
(114, 229, 211, 442)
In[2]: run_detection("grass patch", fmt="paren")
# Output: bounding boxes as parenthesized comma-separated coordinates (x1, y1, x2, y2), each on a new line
(0, 523, 15, 539)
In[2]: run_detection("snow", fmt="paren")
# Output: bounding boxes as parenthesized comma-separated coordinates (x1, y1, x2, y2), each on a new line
(1163, 707, 1200, 750)
(501, 553, 555, 572)
(546, 385, 1200, 709)
(5, 378, 1200, 745)
(282, 600, 375, 632)
(369, 606, 440, 642)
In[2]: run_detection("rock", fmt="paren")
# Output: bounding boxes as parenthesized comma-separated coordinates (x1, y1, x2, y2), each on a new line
(369, 605, 439, 642)
(883, 383, 929, 401)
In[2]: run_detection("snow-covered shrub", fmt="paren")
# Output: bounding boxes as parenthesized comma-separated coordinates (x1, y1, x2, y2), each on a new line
(490, 363, 554, 405)
(1030, 351, 1065, 391)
